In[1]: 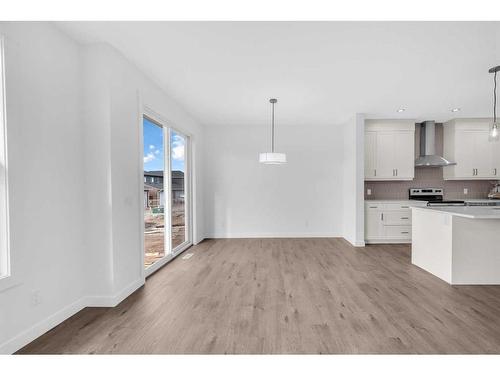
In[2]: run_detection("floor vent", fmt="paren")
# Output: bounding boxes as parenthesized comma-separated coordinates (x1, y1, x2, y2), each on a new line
(182, 253, 194, 260)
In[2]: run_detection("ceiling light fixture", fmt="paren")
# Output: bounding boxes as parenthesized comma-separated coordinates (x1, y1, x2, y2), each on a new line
(489, 65, 500, 142)
(259, 98, 287, 164)
(397, 108, 405, 113)
(451, 108, 461, 113)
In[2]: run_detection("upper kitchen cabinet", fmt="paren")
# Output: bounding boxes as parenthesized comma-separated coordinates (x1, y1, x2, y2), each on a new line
(364, 120, 416, 181)
(443, 119, 500, 180)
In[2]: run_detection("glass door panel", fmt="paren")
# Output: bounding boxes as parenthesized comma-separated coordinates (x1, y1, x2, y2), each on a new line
(170, 130, 189, 250)
(143, 117, 166, 268)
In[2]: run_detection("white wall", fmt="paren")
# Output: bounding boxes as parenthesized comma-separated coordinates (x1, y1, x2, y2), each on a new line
(342, 114, 365, 246)
(0, 23, 205, 353)
(81, 42, 205, 301)
(204, 124, 344, 237)
(0, 22, 87, 353)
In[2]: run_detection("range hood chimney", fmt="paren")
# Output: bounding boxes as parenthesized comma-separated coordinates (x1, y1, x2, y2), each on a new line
(415, 121, 456, 167)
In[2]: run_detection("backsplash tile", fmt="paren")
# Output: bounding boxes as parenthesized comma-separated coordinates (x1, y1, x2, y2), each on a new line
(365, 123, 498, 200)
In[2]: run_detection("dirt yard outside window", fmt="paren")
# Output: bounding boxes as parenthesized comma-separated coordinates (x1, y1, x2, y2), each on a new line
(144, 202, 186, 268)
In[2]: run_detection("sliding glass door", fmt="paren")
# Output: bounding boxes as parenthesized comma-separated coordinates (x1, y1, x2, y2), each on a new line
(143, 116, 192, 273)
(143, 117, 166, 268)
(170, 130, 190, 253)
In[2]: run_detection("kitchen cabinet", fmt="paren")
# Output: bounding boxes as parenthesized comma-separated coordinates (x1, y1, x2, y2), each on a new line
(364, 131, 377, 178)
(365, 203, 384, 239)
(364, 201, 424, 244)
(491, 138, 500, 178)
(364, 120, 415, 181)
(443, 119, 500, 180)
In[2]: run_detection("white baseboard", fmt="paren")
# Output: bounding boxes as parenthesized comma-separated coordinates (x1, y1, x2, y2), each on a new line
(0, 297, 88, 354)
(342, 236, 366, 247)
(365, 239, 411, 244)
(0, 278, 145, 354)
(206, 232, 342, 239)
(86, 278, 144, 307)
(193, 235, 206, 245)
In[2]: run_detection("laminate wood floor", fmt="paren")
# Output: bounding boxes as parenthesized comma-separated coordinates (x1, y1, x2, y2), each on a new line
(17, 238, 500, 354)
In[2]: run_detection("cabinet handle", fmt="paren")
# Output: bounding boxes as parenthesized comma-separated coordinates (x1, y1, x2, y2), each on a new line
(401, 206, 409, 208)
(494, 168, 497, 176)
(401, 231, 409, 234)
(401, 217, 409, 220)
(395, 169, 398, 176)
(369, 206, 378, 208)
(381, 213, 384, 221)
(374, 169, 376, 176)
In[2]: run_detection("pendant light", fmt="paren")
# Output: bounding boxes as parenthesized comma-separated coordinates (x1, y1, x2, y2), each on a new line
(259, 98, 287, 164)
(489, 65, 500, 142)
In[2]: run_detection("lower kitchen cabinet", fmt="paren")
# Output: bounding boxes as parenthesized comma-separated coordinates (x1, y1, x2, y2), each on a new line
(365, 201, 426, 244)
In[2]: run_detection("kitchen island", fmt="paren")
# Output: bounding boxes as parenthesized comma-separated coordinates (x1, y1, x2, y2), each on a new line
(411, 206, 500, 285)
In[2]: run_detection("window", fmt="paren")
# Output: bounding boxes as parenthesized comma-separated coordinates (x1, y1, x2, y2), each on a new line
(0, 36, 10, 280)
(142, 113, 192, 275)
(143, 117, 165, 269)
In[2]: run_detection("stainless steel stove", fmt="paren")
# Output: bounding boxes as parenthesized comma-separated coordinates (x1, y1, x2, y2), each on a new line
(409, 188, 465, 206)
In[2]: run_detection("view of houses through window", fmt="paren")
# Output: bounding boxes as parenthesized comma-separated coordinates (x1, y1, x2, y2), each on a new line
(170, 130, 186, 249)
(143, 117, 188, 269)
(143, 118, 165, 268)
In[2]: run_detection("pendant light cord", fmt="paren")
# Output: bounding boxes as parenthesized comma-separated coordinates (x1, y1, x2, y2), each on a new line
(494, 70, 497, 123)
(271, 101, 275, 153)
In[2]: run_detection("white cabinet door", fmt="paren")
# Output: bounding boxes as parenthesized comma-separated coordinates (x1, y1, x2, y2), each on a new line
(364, 131, 377, 178)
(393, 131, 415, 179)
(445, 122, 498, 180)
(473, 131, 493, 178)
(491, 140, 500, 178)
(453, 130, 476, 178)
(375, 132, 396, 179)
(365, 206, 383, 239)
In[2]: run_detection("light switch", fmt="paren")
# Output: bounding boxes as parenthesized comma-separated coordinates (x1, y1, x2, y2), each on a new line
(367, 188, 372, 196)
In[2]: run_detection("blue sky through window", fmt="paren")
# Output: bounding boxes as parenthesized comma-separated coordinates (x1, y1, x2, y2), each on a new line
(170, 130, 186, 172)
(143, 117, 185, 172)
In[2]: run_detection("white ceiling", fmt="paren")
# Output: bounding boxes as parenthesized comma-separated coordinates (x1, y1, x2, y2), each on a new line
(58, 21, 500, 126)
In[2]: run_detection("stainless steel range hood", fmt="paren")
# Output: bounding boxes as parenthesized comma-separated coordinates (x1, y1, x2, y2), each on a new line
(415, 121, 456, 167)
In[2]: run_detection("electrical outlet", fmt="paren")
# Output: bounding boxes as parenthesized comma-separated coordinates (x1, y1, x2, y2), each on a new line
(31, 290, 41, 306)
(367, 188, 372, 196)
(463, 188, 468, 195)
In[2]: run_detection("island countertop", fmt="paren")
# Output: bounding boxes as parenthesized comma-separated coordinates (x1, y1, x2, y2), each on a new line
(412, 205, 500, 219)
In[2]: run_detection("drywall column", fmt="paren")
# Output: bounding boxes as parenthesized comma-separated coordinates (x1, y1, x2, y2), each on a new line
(81, 44, 115, 301)
(342, 114, 365, 246)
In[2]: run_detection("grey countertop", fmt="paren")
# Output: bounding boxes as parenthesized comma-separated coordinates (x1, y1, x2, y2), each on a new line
(412, 206, 500, 219)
